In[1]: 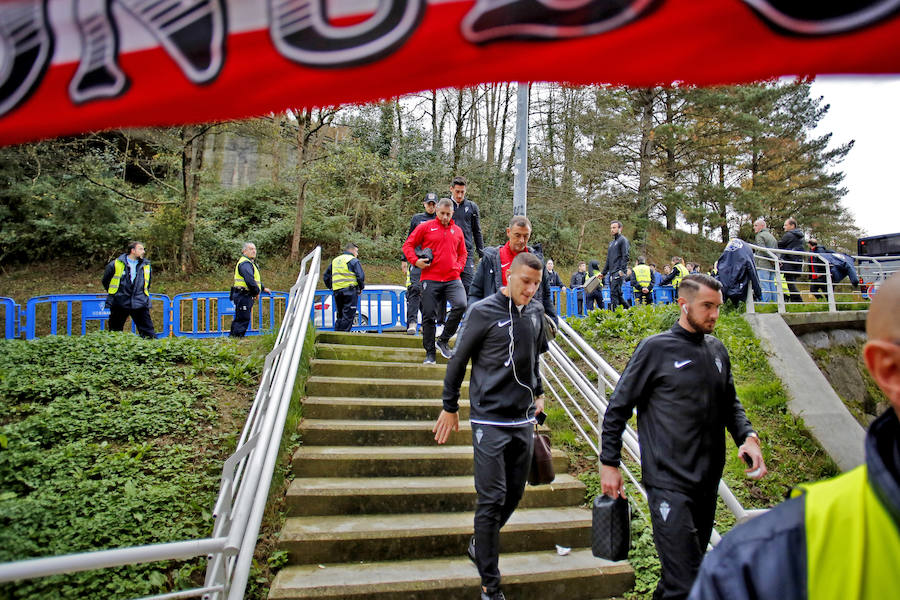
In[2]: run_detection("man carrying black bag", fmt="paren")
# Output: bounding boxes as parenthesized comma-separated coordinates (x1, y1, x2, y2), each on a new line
(599, 274, 767, 600)
(433, 252, 549, 600)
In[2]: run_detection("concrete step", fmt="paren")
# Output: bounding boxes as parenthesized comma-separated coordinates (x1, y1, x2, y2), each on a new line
(277, 507, 593, 565)
(310, 359, 467, 380)
(306, 376, 467, 399)
(269, 549, 634, 600)
(303, 397, 471, 420)
(285, 474, 586, 516)
(317, 332, 425, 349)
(315, 344, 448, 365)
(292, 446, 570, 478)
(299, 419, 476, 447)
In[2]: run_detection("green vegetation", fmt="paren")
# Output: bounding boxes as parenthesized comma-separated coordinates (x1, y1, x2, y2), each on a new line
(554, 303, 839, 598)
(0, 332, 272, 600)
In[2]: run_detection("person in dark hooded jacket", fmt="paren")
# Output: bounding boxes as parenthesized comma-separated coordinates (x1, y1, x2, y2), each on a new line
(716, 239, 762, 305)
(777, 217, 805, 303)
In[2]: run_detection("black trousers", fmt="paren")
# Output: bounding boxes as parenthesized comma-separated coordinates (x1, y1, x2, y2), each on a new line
(472, 424, 534, 592)
(782, 261, 803, 303)
(609, 274, 626, 309)
(229, 293, 254, 337)
(809, 279, 827, 299)
(333, 287, 358, 332)
(109, 305, 155, 339)
(646, 485, 718, 600)
(634, 289, 653, 305)
(420, 279, 466, 353)
(460, 256, 476, 295)
(586, 289, 604, 311)
(406, 267, 422, 327)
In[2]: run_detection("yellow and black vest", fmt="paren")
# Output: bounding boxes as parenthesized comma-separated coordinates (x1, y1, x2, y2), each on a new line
(233, 256, 261, 291)
(330, 254, 358, 291)
(633, 264, 652, 288)
(108, 259, 150, 297)
(672, 263, 690, 288)
(793, 465, 900, 598)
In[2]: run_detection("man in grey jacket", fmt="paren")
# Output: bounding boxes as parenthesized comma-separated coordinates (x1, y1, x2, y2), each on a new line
(434, 252, 548, 600)
(753, 219, 778, 302)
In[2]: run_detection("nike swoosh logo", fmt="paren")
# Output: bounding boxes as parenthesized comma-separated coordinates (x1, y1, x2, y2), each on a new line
(674, 360, 692, 369)
(497, 319, 512, 327)
(429, 227, 438, 231)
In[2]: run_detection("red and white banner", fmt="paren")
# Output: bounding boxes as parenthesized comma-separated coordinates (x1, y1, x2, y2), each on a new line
(2, 0, 900, 145)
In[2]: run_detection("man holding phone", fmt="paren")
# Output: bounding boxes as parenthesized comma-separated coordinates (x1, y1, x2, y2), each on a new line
(599, 274, 767, 600)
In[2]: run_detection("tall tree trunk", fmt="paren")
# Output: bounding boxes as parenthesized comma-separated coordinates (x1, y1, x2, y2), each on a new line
(431, 89, 440, 155)
(718, 154, 729, 242)
(452, 89, 465, 173)
(497, 83, 511, 173)
(663, 90, 678, 231)
(180, 126, 206, 274)
(634, 88, 656, 247)
(290, 109, 313, 263)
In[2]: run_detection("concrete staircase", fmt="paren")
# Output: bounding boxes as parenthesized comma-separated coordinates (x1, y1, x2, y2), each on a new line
(269, 331, 634, 600)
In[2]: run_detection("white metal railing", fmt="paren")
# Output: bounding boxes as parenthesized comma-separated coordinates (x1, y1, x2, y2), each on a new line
(744, 242, 898, 313)
(0, 247, 323, 600)
(541, 319, 766, 545)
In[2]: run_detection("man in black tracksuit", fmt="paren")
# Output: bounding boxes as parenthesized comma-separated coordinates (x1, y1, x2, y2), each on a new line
(469, 215, 558, 326)
(405, 192, 438, 332)
(600, 274, 767, 600)
(434, 253, 548, 600)
(101, 241, 155, 338)
(778, 217, 806, 303)
(602, 220, 630, 310)
(450, 176, 485, 295)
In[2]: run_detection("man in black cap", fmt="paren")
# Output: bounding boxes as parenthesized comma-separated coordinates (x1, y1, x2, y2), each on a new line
(404, 193, 438, 334)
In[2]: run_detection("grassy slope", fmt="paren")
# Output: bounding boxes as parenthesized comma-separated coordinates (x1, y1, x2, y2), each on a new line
(559, 303, 839, 598)
(0, 332, 273, 599)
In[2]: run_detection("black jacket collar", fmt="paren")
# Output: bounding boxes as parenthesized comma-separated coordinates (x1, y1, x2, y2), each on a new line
(671, 321, 706, 344)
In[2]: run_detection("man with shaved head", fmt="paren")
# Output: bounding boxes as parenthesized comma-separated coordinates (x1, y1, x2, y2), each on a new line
(689, 273, 900, 600)
(600, 274, 766, 600)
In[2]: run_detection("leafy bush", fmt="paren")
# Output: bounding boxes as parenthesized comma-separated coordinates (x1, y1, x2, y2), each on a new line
(0, 332, 264, 600)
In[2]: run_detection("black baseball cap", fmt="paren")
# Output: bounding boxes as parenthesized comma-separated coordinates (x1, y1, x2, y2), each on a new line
(423, 192, 437, 204)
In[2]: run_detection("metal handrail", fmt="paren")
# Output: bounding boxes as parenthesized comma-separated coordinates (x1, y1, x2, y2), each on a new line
(0, 247, 323, 600)
(541, 319, 765, 546)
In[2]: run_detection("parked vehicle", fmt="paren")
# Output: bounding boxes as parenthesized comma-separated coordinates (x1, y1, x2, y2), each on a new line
(312, 285, 404, 329)
(857, 233, 900, 297)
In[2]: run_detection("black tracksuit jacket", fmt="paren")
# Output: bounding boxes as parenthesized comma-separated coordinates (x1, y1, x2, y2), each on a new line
(600, 322, 755, 494)
(451, 198, 485, 259)
(442, 291, 548, 424)
(602, 234, 630, 277)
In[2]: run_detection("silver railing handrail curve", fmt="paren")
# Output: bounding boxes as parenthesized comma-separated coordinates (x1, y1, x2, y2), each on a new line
(0, 247, 323, 600)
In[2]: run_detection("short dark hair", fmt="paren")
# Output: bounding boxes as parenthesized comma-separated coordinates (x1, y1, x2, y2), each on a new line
(511, 252, 543, 273)
(611, 220, 622, 228)
(578, 260, 586, 266)
(672, 256, 682, 263)
(678, 274, 722, 299)
(126, 241, 143, 253)
(637, 255, 646, 264)
(344, 242, 358, 252)
(451, 176, 467, 187)
(508, 215, 531, 229)
(786, 217, 798, 228)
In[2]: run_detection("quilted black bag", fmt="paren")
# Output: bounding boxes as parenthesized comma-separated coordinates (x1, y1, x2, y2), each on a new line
(591, 494, 631, 561)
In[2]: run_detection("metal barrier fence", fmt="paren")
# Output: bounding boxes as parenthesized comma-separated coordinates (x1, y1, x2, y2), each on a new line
(171, 292, 290, 338)
(1, 297, 20, 340)
(312, 288, 402, 333)
(745, 244, 897, 313)
(541, 320, 767, 546)
(23, 293, 172, 339)
(0, 247, 323, 600)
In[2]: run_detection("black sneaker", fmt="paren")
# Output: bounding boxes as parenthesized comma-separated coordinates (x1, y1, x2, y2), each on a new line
(436, 338, 453, 359)
(480, 589, 505, 600)
(466, 535, 476, 564)
(423, 353, 436, 365)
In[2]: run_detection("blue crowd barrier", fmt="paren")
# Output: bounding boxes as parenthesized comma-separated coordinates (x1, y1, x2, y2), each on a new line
(653, 286, 676, 304)
(172, 291, 290, 338)
(313, 288, 402, 332)
(24, 294, 171, 340)
(1, 297, 20, 340)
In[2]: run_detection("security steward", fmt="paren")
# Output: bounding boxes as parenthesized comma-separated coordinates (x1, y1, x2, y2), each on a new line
(689, 272, 900, 600)
(630, 256, 654, 305)
(323, 242, 365, 332)
(102, 241, 156, 338)
(434, 252, 549, 600)
(600, 274, 767, 600)
(659, 255, 690, 290)
(230, 242, 271, 337)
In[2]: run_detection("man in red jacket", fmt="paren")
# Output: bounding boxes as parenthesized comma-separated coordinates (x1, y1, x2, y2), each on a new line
(403, 198, 468, 364)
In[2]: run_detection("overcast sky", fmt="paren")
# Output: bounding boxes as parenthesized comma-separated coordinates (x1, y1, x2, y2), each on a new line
(810, 75, 900, 238)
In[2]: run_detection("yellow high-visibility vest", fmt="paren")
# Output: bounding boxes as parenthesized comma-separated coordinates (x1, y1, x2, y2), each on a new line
(233, 256, 261, 290)
(672, 263, 690, 288)
(108, 259, 150, 297)
(330, 254, 358, 291)
(633, 264, 652, 288)
(793, 465, 900, 599)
